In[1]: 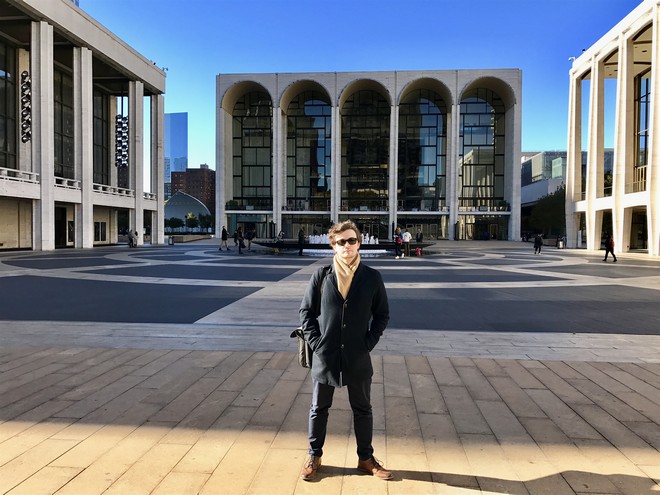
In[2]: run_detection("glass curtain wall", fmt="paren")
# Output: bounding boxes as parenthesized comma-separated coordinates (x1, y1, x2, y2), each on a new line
(341, 90, 389, 211)
(458, 88, 505, 209)
(286, 91, 331, 211)
(398, 89, 447, 211)
(54, 70, 74, 179)
(0, 42, 16, 170)
(232, 91, 273, 210)
(93, 90, 109, 185)
(634, 69, 650, 192)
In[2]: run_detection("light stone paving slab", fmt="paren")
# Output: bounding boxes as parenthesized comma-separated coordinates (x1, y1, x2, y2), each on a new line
(0, 348, 657, 494)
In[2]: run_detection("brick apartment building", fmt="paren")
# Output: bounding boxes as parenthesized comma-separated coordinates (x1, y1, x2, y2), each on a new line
(171, 164, 216, 215)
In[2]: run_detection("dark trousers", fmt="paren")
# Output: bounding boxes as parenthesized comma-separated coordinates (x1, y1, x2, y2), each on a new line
(604, 247, 617, 261)
(308, 379, 373, 460)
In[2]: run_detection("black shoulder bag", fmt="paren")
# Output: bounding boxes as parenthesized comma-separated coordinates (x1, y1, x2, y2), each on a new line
(291, 265, 330, 368)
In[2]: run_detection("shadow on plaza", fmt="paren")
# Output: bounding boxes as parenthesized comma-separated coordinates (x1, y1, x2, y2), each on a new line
(311, 467, 657, 493)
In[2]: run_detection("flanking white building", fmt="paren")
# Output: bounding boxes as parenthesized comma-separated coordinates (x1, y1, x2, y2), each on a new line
(566, 0, 660, 256)
(0, 0, 166, 251)
(216, 70, 521, 242)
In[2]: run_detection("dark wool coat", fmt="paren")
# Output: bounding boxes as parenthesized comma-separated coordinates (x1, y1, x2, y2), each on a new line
(299, 262, 389, 387)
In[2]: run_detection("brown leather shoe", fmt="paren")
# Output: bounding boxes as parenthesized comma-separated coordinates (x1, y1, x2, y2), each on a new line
(300, 455, 321, 481)
(357, 456, 393, 480)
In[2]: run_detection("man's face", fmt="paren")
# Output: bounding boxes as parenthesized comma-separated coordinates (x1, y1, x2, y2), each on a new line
(332, 229, 360, 260)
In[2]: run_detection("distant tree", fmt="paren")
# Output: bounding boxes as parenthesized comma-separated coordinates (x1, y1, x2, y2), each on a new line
(185, 213, 199, 230)
(166, 217, 184, 231)
(529, 186, 565, 236)
(198, 213, 214, 231)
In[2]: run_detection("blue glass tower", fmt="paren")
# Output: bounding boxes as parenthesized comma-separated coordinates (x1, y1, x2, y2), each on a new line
(164, 112, 188, 200)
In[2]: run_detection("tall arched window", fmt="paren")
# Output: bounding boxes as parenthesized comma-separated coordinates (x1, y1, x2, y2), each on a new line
(0, 42, 17, 170)
(459, 88, 505, 208)
(286, 91, 331, 211)
(232, 91, 272, 209)
(341, 90, 389, 211)
(398, 89, 447, 210)
(93, 90, 109, 184)
(54, 69, 74, 179)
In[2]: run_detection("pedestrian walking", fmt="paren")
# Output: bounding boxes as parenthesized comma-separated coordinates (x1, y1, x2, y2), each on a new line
(237, 227, 244, 254)
(603, 232, 617, 262)
(534, 234, 543, 255)
(299, 220, 392, 482)
(220, 226, 230, 251)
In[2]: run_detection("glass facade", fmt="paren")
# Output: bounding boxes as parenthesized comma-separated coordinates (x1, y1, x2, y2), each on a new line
(219, 72, 520, 243)
(635, 70, 650, 168)
(286, 91, 331, 211)
(341, 90, 390, 211)
(459, 88, 505, 209)
(164, 112, 188, 199)
(93, 90, 109, 184)
(0, 42, 16, 170)
(232, 91, 272, 209)
(398, 89, 447, 211)
(54, 70, 74, 179)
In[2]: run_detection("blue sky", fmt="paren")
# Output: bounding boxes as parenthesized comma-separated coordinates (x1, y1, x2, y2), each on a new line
(82, 0, 641, 169)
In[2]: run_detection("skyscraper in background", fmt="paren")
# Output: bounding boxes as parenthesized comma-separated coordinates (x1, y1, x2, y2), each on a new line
(164, 112, 188, 200)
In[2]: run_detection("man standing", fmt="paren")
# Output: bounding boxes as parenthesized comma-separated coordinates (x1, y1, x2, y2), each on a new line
(299, 220, 392, 481)
(298, 227, 306, 256)
(402, 229, 412, 257)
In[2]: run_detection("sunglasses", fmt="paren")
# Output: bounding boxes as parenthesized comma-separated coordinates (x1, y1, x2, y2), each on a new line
(335, 237, 359, 246)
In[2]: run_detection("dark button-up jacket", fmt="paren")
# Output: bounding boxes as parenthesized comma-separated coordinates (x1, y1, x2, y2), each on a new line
(300, 263, 389, 387)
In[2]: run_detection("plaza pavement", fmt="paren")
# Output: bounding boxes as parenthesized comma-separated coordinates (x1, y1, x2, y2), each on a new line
(0, 240, 658, 494)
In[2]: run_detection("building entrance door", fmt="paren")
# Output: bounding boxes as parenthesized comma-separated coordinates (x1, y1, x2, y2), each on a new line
(629, 209, 647, 251)
(55, 207, 67, 248)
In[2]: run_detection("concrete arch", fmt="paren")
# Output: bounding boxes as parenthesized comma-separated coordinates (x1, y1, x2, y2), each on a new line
(280, 80, 332, 112)
(338, 79, 392, 109)
(460, 76, 517, 109)
(220, 81, 273, 113)
(398, 77, 453, 108)
(632, 22, 652, 77)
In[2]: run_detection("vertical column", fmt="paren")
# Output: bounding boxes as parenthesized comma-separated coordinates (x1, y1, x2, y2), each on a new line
(73, 46, 93, 248)
(506, 88, 522, 241)
(151, 94, 165, 245)
(448, 101, 460, 240)
(31, 21, 54, 251)
(215, 89, 225, 236)
(129, 80, 144, 245)
(389, 104, 398, 233)
(613, 34, 632, 252)
(332, 105, 341, 223)
(272, 106, 282, 233)
(565, 70, 582, 248)
(647, 3, 660, 256)
(586, 56, 604, 250)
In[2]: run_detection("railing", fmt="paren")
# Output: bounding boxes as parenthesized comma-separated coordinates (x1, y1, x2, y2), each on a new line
(55, 177, 81, 189)
(93, 183, 135, 197)
(143, 192, 157, 201)
(0, 167, 39, 183)
(625, 166, 647, 193)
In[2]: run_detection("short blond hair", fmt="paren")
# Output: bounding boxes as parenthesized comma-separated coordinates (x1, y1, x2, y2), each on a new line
(328, 220, 361, 245)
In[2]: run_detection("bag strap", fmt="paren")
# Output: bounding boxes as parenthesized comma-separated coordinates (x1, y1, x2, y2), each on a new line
(316, 264, 331, 315)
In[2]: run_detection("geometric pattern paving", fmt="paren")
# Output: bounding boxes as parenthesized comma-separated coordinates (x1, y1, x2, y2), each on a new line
(1, 241, 659, 494)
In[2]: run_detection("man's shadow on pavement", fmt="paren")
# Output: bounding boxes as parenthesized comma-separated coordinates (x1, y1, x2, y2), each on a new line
(396, 470, 658, 493)
(313, 467, 658, 493)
